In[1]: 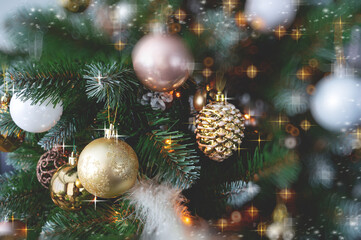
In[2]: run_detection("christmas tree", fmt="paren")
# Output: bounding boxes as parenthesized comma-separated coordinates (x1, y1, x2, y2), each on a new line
(0, 0, 361, 239)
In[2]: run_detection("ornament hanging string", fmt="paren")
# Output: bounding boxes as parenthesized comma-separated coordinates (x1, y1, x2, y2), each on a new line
(334, 17, 346, 68)
(2, 65, 8, 94)
(106, 88, 118, 125)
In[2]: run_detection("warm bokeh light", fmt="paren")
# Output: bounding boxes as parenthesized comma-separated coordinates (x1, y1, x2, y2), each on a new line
(279, 188, 294, 201)
(231, 211, 242, 223)
(247, 65, 258, 78)
(300, 119, 312, 131)
(202, 68, 212, 78)
(174, 9, 186, 21)
(203, 57, 214, 67)
(175, 92, 181, 98)
(235, 11, 247, 27)
(291, 28, 302, 40)
(114, 40, 126, 51)
(297, 67, 311, 81)
(165, 139, 172, 145)
(274, 25, 286, 39)
(257, 222, 267, 236)
(244, 114, 250, 120)
(247, 205, 259, 219)
(191, 23, 205, 36)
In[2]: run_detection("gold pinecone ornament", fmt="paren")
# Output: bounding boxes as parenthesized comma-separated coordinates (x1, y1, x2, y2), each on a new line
(195, 93, 245, 162)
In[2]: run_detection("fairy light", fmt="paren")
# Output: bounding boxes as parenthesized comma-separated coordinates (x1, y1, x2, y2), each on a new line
(247, 205, 259, 219)
(257, 222, 267, 236)
(175, 92, 181, 98)
(191, 22, 205, 36)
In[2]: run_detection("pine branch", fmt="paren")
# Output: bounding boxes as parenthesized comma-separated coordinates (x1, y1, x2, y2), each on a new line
(135, 127, 200, 190)
(6, 144, 43, 171)
(83, 62, 139, 109)
(42, 201, 138, 239)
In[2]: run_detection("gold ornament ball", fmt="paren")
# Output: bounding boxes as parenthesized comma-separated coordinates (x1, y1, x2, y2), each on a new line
(195, 100, 245, 162)
(60, 0, 90, 13)
(0, 134, 24, 153)
(193, 89, 207, 111)
(50, 164, 92, 211)
(78, 138, 139, 199)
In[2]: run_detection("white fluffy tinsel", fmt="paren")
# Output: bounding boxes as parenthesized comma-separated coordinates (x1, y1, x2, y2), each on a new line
(127, 180, 219, 240)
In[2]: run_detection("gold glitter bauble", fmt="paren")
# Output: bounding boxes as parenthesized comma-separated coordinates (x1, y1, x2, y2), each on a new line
(195, 101, 245, 162)
(50, 164, 92, 211)
(78, 138, 139, 198)
(0, 133, 24, 153)
(60, 0, 90, 13)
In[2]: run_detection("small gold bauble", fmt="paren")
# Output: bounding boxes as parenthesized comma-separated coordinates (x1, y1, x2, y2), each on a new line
(0, 133, 24, 153)
(193, 89, 207, 111)
(75, 178, 83, 189)
(60, 0, 90, 13)
(50, 164, 92, 211)
(78, 138, 139, 199)
(195, 99, 245, 162)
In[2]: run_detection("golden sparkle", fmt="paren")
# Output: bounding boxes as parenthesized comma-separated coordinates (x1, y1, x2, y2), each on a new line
(216, 218, 228, 232)
(274, 25, 286, 39)
(223, 0, 238, 13)
(291, 28, 302, 41)
(235, 11, 247, 27)
(257, 222, 267, 236)
(250, 133, 270, 149)
(114, 40, 126, 51)
(300, 119, 313, 131)
(202, 68, 212, 78)
(297, 67, 312, 81)
(247, 205, 259, 219)
(270, 114, 289, 128)
(174, 9, 187, 21)
(246, 65, 258, 79)
(278, 188, 294, 201)
(191, 22, 205, 36)
(175, 92, 181, 98)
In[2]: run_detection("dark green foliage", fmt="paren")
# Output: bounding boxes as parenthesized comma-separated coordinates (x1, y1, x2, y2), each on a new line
(84, 62, 139, 109)
(136, 126, 200, 189)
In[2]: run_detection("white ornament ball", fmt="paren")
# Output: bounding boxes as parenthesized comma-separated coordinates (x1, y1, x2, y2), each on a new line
(245, 0, 297, 32)
(310, 74, 361, 132)
(10, 94, 63, 133)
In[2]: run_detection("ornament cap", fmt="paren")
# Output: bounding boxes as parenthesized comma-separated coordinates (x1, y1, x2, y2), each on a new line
(104, 123, 117, 139)
(215, 92, 225, 102)
(68, 151, 78, 166)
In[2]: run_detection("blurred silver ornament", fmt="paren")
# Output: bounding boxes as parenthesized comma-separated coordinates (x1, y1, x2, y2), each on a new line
(140, 91, 173, 111)
(245, 0, 297, 32)
(274, 81, 309, 116)
(307, 154, 335, 189)
(310, 68, 361, 132)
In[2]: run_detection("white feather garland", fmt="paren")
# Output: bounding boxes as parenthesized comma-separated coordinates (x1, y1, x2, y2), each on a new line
(127, 180, 220, 240)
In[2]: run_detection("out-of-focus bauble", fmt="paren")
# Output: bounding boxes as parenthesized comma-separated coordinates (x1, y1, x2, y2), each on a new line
(310, 73, 361, 132)
(244, 0, 297, 32)
(95, 2, 136, 36)
(0, 133, 24, 153)
(50, 163, 92, 211)
(37, 147, 67, 189)
(132, 34, 194, 92)
(0, 220, 26, 240)
(193, 89, 207, 111)
(195, 100, 245, 162)
(78, 138, 139, 198)
(9, 94, 63, 133)
(60, 0, 90, 13)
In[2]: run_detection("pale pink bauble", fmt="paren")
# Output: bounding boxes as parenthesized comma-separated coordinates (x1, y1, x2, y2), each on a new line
(132, 34, 194, 92)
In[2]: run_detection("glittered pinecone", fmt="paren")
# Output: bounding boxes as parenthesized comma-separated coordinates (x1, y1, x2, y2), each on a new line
(195, 101, 245, 162)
